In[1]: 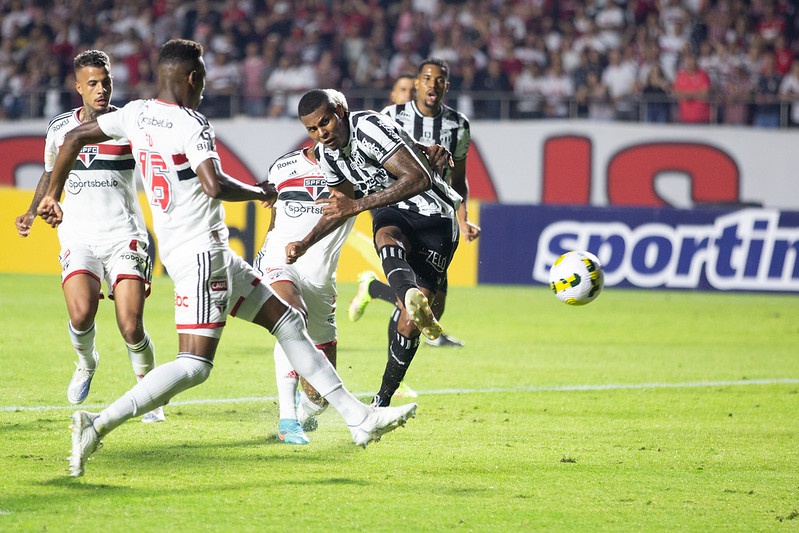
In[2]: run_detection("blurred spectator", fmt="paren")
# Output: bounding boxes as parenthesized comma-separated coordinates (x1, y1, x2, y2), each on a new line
(578, 70, 614, 120)
(241, 41, 267, 117)
(514, 62, 544, 119)
(672, 52, 712, 123)
(641, 62, 672, 122)
(539, 56, 574, 118)
(721, 63, 754, 125)
(204, 50, 240, 117)
(779, 60, 799, 126)
(473, 57, 512, 118)
(602, 48, 639, 121)
(752, 53, 783, 127)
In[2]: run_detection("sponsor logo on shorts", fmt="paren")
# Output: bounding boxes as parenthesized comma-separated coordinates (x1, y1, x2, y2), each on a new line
(175, 294, 190, 307)
(426, 249, 447, 273)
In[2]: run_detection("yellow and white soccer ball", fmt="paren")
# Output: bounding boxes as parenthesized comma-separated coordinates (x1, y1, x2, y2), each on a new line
(548, 250, 604, 305)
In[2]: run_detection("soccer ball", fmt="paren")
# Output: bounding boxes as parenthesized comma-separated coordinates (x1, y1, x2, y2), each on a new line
(548, 251, 604, 305)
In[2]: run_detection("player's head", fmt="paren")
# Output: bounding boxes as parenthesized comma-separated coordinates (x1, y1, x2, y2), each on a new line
(158, 39, 206, 110)
(415, 58, 450, 112)
(298, 89, 349, 151)
(390, 74, 415, 105)
(73, 50, 112, 115)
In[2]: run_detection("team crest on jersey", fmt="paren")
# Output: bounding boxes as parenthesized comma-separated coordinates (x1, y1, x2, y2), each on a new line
(77, 146, 99, 167)
(304, 178, 327, 199)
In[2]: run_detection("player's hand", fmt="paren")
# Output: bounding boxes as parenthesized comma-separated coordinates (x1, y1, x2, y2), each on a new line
(285, 241, 307, 265)
(317, 190, 357, 218)
(459, 220, 481, 243)
(36, 197, 63, 227)
(14, 212, 35, 237)
(258, 180, 277, 208)
(417, 143, 453, 175)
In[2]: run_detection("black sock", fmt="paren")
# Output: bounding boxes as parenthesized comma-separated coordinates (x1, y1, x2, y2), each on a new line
(368, 280, 397, 303)
(374, 307, 420, 407)
(378, 244, 416, 305)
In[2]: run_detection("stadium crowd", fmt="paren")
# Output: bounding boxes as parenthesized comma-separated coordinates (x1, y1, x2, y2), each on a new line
(1, 0, 799, 125)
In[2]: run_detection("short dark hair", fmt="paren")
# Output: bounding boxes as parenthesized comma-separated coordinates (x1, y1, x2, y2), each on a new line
(73, 50, 110, 73)
(298, 89, 335, 117)
(158, 39, 203, 67)
(418, 57, 449, 79)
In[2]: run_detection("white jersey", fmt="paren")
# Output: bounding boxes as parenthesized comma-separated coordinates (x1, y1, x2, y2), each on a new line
(257, 148, 355, 284)
(97, 99, 225, 265)
(45, 107, 145, 245)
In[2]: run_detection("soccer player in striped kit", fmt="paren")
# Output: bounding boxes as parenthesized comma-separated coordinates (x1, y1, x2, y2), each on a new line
(15, 50, 163, 422)
(349, 59, 481, 349)
(289, 88, 463, 407)
(38, 40, 416, 477)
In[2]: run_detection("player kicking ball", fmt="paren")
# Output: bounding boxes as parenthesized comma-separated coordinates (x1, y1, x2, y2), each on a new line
(37, 39, 416, 477)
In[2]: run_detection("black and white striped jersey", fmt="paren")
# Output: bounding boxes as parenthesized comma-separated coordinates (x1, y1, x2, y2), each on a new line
(316, 110, 462, 219)
(381, 100, 470, 176)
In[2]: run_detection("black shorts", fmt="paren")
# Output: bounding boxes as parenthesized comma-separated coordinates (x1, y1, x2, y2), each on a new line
(372, 207, 459, 293)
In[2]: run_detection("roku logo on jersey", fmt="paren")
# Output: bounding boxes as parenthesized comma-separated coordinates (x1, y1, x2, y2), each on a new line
(532, 209, 799, 292)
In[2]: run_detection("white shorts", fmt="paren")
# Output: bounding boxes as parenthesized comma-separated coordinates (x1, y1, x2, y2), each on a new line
(59, 238, 152, 298)
(169, 246, 274, 339)
(253, 261, 338, 345)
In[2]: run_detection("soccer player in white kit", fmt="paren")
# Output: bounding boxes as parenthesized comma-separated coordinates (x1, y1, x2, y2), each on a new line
(253, 109, 356, 443)
(14, 50, 163, 422)
(37, 39, 416, 477)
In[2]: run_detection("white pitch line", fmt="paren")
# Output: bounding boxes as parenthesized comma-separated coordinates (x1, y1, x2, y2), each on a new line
(1, 378, 798, 414)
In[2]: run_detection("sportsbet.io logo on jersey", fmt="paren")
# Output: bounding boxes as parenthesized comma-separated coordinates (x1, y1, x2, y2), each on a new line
(65, 173, 120, 195)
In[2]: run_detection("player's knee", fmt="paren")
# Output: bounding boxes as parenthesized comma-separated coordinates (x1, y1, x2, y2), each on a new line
(176, 354, 213, 386)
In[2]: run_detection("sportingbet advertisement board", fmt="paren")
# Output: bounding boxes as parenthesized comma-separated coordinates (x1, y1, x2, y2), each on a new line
(479, 204, 799, 293)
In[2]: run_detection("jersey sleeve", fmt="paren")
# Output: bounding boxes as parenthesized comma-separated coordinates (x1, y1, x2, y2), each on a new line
(43, 125, 58, 172)
(183, 118, 220, 171)
(96, 103, 131, 141)
(357, 113, 405, 166)
(453, 115, 470, 162)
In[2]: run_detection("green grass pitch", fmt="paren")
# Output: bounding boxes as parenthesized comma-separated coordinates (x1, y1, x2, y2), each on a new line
(1, 273, 798, 531)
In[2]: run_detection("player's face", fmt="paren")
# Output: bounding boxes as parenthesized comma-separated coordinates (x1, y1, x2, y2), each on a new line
(390, 78, 414, 105)
(301, 104, 348, 151)
(414, 64, 449, 112)
(75, 66, 113, 114)
(187, 58, 207, 110)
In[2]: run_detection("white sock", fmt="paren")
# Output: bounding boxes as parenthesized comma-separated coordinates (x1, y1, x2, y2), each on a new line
(274, 341, 299, 420)
(94, 354, 212, 435)
(68, 321, 97, 368)
(272, 309, 369, 426)
(127, 332, 156, 379)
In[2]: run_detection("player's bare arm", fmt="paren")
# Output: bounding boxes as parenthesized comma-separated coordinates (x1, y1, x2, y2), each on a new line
(15, 170, 52, 237)
(286, 181, 353, 264)
(450, 158, 481, 242)
(322, 146, 431, 219)
(196, 158, 277, 205)
(415, 142, 453, 175)
(37, 120, 111, 227)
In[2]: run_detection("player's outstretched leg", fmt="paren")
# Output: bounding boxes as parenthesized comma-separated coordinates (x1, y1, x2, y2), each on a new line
(69, 411, 102, 477)
(404, 288, 442, 341)
(270, 306, 416, 446)
(348, 270, 377, 321)
(348, 403, 417, 448)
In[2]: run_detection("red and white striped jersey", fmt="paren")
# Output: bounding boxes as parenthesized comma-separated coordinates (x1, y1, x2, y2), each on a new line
(97, 99, 224, 265)
(45, 107, 145, 246)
